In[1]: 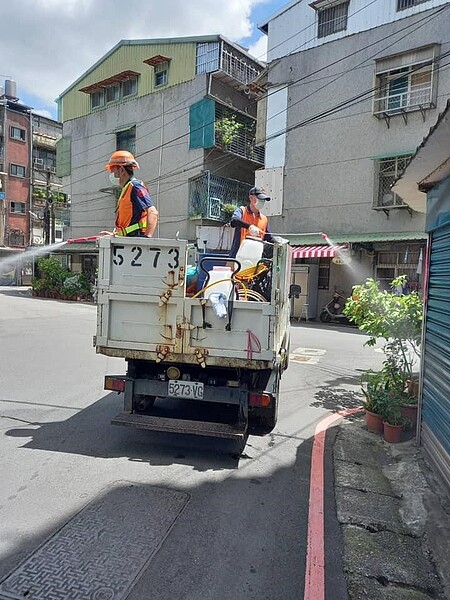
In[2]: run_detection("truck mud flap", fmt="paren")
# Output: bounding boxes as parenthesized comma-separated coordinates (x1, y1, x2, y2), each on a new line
(111, 412, 247, 441)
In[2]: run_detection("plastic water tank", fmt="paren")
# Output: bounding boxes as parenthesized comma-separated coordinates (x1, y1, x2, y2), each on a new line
(204, 266, 233, 300)
(235, 237, 264, 270)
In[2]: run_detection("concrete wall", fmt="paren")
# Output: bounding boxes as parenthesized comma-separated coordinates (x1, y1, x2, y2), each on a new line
(266, 10, 450, 237)
(266, 0, 450, 60)
(63, 75, 208, 241)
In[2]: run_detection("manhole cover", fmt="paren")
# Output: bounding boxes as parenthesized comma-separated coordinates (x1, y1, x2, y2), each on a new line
(0, 483, 189, 600)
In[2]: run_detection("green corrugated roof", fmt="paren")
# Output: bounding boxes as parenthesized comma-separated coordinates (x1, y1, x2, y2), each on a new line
(286, 231, 427, 246)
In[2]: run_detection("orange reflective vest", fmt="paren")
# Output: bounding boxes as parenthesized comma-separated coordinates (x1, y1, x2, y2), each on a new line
(238, 206, 268, 243)
(115, 180, 148, 236)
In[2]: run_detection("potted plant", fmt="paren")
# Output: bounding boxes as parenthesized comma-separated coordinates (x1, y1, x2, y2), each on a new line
(344, 275, 423, 433)
(382, 401, 404, 443)
(221, 203, 237, 221)
(360, 369, 387, 434)
(215, 114, 243, 149)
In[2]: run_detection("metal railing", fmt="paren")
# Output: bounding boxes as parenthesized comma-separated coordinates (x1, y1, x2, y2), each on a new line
(374, 82, 433, 115)
(214, 104, 265, 164)
(188, 171, 251, 221)
(220, 42, 261, 86)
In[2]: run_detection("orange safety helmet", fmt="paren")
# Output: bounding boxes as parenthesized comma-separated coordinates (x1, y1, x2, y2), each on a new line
(104, 150, 139, 171)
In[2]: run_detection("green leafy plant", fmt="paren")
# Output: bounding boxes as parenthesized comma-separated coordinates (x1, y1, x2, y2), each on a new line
(344, 275, 423, 380)
(221, 203, 237, 220)
(215, 115, 243, 147)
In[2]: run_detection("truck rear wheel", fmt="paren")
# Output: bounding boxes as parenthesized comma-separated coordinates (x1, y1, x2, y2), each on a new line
(133, 394, 156, 413)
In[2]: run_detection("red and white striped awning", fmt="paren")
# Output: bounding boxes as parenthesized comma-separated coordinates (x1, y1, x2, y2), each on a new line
(291, 244, 349, 259)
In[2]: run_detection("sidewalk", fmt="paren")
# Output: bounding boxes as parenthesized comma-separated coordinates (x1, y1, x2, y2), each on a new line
(333, 418, 450, 600)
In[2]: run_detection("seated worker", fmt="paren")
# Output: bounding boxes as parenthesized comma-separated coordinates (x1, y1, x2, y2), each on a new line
(229, 187, 275, 257)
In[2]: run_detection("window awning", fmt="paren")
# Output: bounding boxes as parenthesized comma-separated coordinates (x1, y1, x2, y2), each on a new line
(291, 244, 349, 259)
(79, 71, 140, 94)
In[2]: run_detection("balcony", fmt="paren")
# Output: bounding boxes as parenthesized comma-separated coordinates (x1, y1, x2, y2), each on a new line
(188, 171, 251, 221)
(214, 105, 264, 165)
(196, 40, 263, 89)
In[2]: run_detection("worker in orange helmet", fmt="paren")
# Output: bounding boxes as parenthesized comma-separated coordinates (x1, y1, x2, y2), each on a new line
(101, 150, 158, 238)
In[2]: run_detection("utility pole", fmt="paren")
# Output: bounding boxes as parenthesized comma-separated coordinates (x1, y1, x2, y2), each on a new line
(43, 168, 55, 245)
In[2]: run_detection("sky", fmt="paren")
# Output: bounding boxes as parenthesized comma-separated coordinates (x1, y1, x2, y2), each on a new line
(0, 0, 288, 120)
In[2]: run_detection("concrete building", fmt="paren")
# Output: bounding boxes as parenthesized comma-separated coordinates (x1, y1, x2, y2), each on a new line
(55, 35, 265, 275)
(0, 80, 65, 284)
(258, 0, 450, 317)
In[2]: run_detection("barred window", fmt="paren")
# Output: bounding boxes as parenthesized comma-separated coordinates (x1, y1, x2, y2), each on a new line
(374, 155, 411, 209)
(318, 2, 349, 39)
(397, 0, 428, 11)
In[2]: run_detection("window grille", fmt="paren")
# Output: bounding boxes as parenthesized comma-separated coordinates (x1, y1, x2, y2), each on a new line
(374, 155, 411, 209)
(188, 171, 251, 221)
(397, 0, 428, 10)
(376, 245, 421, 290)
(196, 42, 220, 74)
(9, 230, 25, 246)
(374, 63, 434, 115)
(318, 2, 349, 38)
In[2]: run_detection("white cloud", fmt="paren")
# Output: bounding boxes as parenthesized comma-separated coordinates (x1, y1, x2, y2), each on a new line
(248, 35, 268, 63)
(0, 0, 266, 116)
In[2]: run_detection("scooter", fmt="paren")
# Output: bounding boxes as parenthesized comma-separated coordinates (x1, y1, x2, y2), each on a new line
(319, 290, 350, 324)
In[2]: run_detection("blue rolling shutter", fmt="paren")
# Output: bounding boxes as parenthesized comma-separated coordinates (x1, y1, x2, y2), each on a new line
(421, 223, 450, 489)
(189, 99, 215, 149)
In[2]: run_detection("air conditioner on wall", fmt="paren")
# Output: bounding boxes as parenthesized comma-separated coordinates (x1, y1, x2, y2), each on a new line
(34, 158, 44, 167)
(33, 236, 44, 245)
(49, 166, 56, 174)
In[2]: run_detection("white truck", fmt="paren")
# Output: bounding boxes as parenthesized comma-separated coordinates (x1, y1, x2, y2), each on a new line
(95, 236, 293, 451)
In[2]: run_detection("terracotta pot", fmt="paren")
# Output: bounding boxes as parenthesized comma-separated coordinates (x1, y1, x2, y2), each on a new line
(365, 409, 383, 434)
(383, 422, 403, 443)
(401, 403, 418, 430)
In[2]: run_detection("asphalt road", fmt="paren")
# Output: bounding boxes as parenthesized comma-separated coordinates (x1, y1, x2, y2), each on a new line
(0, 288, 384, 600)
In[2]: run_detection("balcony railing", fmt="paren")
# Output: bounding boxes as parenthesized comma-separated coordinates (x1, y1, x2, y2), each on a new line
(220, 42, 261, 86)
(188, 171, 251, 221)
(214, 105, 265, 165)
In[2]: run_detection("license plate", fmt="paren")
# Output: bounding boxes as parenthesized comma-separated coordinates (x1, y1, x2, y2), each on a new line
(168, 380, 204, 400)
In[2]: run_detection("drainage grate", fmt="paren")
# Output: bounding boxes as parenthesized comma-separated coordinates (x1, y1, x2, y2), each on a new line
(0, 483, 189, 600)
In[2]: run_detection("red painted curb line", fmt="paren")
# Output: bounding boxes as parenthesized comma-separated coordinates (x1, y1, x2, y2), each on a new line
(303, 408, 363, 600)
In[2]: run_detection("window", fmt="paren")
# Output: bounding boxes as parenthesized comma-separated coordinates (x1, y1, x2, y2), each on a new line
(33, 149, 56, 171)
(10, 126, 26, 141)
(196, 42, 220, 74)
(317, 2, 349, 39)
(376, 245, 421, 290)
(91, 90, 105, 108)
(397, 0, 428, 10)
(155, 63, 168, 87)
(10, 164, 26, 178)
(10, 201, 26, 214)
(122, 77, 137, 98)
(106, 84, 120, 103)
(116, 126, 136, 155)
(318, 259, 331, 290)
(374, 155, 411, 209)
(9, 231, 25, 246)
(374, 46, 437, 116)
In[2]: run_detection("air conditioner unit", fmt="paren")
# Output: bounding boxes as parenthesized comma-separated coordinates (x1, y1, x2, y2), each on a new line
(49, 166, 56, 174)
(34, 158, 44, 167)
(33, 236, 44, 245)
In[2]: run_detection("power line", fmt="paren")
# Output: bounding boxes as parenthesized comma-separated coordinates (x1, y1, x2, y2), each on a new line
(65, 5, 449, 207)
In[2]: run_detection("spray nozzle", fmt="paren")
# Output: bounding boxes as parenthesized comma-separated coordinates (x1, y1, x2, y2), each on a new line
(321, 233, 328, 240)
